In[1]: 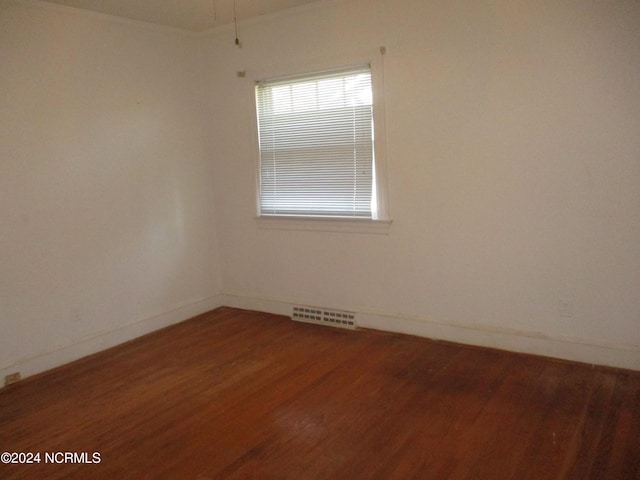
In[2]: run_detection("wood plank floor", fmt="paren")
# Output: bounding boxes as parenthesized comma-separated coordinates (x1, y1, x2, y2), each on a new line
(1, 307, 639, 479)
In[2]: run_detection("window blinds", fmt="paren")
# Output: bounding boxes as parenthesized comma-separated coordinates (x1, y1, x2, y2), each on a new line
(256, 66, 374, 218)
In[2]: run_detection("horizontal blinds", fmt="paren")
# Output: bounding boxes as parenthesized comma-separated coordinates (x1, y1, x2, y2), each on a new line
(256, 66, 374, 218)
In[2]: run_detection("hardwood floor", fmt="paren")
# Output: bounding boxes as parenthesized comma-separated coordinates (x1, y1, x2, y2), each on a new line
(1, 307, 638, 479)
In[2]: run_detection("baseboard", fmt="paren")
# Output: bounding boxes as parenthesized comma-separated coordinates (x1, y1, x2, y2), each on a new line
(0, 294, 224, 386)
(219, 292, 640, 371)
(4, 292, 637, 388)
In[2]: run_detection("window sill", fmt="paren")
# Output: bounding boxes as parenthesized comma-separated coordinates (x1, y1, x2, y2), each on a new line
(255, 216, 392, 234)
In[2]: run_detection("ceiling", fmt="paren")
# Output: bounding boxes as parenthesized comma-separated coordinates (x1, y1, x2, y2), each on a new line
(41, 0, 323, 32)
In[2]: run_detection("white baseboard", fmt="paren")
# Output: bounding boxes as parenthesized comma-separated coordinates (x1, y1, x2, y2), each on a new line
(219, 292, 640, 371)
(0, 295, 224, 386)
(3, 292, 637, 388)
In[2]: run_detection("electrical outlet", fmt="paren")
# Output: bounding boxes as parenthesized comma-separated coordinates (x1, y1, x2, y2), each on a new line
(559, 300, 573, 318)
(4, 372, 21, 386)
(71, 307, 82, 323)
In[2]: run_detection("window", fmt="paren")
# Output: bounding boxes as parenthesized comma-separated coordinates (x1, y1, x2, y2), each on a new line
(255, 64, 388, 222)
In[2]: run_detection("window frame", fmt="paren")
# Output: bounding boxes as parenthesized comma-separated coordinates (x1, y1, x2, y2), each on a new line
(250, 52, 391, 234)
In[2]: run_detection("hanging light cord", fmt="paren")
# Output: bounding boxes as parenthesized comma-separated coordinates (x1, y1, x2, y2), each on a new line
(233, 0, 240, 46)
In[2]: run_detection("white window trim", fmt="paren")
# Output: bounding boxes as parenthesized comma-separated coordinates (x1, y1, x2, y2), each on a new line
(249, 49, 391, 234)
(255, 215, 392, 234)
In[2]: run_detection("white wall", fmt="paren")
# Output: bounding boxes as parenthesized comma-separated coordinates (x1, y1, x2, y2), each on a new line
(0, 1, 222, 380)
(1, 0, 638, 378)
(205, 0, 640, 368)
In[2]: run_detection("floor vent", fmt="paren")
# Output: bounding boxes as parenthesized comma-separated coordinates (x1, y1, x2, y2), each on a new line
(292, 306, 356, 330)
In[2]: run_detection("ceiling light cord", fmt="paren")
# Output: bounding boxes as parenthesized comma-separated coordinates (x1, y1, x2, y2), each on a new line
(233, 0, 241, 47)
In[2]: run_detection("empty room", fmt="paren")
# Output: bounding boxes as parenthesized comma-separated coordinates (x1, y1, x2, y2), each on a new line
(1, 0, 639, 478)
